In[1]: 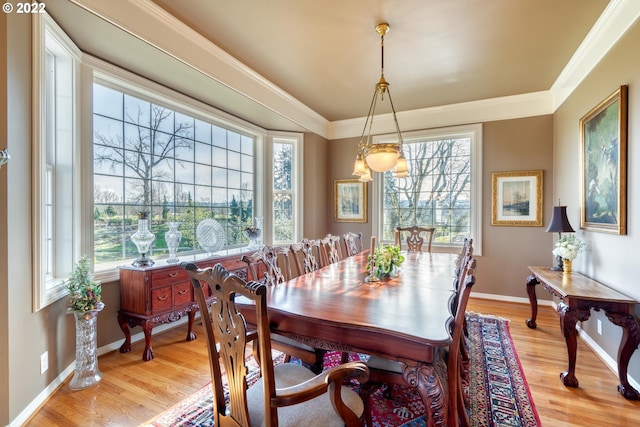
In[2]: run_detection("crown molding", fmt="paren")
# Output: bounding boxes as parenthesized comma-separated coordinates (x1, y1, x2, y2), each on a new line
(328, 91, 553, 140)
(69, 0, 329, 136)
(70, 0, 637, 140)
(550, 0, 640, 110)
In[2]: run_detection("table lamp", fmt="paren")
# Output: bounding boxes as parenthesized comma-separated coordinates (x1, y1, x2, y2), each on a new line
(546, 205, 575, 271)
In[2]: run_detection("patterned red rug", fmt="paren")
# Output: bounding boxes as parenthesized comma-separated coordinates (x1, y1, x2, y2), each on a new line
(145, 313, 540, 427)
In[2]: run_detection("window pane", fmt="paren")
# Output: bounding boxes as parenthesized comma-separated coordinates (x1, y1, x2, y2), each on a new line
(382, 136, 472, 246)
(94, 84, 123, 119)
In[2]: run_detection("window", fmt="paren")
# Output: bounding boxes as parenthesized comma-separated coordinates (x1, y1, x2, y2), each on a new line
(373, 124, 482, 252)
(32, 13, 81, 310)
(92, 81, 258, 270)
(270, 134, 302, 244)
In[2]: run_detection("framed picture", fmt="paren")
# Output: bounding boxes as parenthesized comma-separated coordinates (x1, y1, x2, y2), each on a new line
(580, 85, 628, 234)
(491, 170, 543, 226)
(334, 179, 367, 222)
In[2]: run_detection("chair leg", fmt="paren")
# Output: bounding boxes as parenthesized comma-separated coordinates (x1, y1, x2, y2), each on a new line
(358, 382, 381, 427)
(340, 351, 350, 364)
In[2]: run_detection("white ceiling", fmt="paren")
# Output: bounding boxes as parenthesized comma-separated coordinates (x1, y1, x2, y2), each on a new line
(45, 0, 639, 138)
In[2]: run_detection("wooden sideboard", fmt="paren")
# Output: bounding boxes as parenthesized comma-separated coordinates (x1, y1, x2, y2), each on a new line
(118, 250, 252, 361)
(525, 266, 640, 400)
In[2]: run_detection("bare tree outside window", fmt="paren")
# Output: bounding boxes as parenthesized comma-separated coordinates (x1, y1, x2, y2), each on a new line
(383, 137, 471, 245)
(93, 83, 255, 265)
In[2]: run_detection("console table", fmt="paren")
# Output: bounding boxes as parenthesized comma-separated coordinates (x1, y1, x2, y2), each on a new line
(526, 266, 640, 399)
(118, 250, 252, 361)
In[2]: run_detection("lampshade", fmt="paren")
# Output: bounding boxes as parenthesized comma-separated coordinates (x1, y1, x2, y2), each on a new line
(393, 152, 409, 178)
(546, 206, 575, 233)
(358, 166, 372, 182)
(352, 151, 366, 176)
(352, 23, 408, 178)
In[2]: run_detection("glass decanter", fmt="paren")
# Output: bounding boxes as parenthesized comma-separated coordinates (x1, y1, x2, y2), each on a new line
(131, 211, 155, 267)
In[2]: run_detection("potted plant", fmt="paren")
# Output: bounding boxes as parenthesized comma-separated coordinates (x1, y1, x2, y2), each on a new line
(367, 244, 405, 278)
(552, 234, 585, 273)
(63, 256, 104, 390)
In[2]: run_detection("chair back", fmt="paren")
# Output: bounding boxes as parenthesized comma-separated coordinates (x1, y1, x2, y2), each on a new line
(451, 238, 473, 315)
(343, 232, 363, 257)
(183, 263, 276, 427)
(320, 234, 343, 265)
(446, 257, 476, 427)
(289, 238, 321, 276)
(242, 246, 292, 286)
(395, 226, 436, 252)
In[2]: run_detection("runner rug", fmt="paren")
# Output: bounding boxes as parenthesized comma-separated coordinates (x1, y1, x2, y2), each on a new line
(145, 313, 541, 427)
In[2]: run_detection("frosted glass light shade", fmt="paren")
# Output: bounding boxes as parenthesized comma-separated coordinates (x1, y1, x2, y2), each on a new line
(352, 152, 366, 176)
(358, 167, 372, 182)
(365, 143, 399, 172)
(394, 153, 408, 176)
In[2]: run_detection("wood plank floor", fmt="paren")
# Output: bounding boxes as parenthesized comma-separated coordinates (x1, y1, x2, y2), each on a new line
(24, 298, 640, 426)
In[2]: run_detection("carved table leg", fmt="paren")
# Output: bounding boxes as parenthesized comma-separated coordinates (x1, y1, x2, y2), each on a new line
(525, 275, 540, 328)
(141, 319, 154, 361)
(401, 357, 448, 427)
(606, 311, 640, 400)
(186, 309, 197, 341)
(117, 313, 132, 353)
(557, 302, 590, 387)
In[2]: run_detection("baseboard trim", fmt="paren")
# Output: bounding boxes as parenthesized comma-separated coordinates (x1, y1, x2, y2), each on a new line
(10, 316, 192, 427)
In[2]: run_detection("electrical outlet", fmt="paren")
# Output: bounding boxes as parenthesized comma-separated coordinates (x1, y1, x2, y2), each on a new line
(597, 319, 603, 335)
(40, 351, 48, 374)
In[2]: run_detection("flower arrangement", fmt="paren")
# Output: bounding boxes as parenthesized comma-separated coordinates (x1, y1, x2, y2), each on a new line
(367, 244, 405, 277)
(552, 234, 585, 261)
(64, 256, 103, 312)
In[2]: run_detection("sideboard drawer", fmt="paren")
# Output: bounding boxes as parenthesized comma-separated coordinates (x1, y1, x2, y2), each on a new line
(151, 286, 172, 312)
(173, 282, 192, 306)
(151, 268, 189, 288)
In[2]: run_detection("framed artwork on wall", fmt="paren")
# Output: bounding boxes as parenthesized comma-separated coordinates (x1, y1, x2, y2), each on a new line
(491, 170, 543, 226)
(580, 85, 628, 234)
(334, 179, 367, 223)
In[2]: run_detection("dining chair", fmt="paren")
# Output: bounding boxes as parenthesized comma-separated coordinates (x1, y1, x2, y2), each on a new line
(320, 234, 344, 265)
(289, 238, 321, 277)
(242, 246, 327, 373)
(183, 262, 370, 427)
(395, 226, 436, 252)
(359, 257, 477, 427)
(343, 232, 363, 257)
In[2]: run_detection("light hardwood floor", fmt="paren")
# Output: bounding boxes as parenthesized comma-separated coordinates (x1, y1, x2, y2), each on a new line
(24, 298, 640, 426)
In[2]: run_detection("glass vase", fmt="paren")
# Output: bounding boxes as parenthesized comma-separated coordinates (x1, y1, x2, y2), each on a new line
(69, 302, 104, 390)
(131, 211, 155, 267)
(254, 217, 264, 246)
(165, 221, 182, 264)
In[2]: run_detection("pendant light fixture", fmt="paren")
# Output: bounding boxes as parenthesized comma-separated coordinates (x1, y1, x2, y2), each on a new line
(352, 23, 408, 180)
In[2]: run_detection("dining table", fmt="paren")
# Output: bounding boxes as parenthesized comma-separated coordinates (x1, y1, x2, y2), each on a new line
(240, 250, 458, 427)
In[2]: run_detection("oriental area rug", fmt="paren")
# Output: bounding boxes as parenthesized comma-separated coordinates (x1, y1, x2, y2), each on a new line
(145, 313, 541, 427)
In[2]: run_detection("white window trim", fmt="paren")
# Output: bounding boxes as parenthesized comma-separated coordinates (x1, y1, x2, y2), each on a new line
(371, 123, 483, 255)
(266, 131, 304, 245)
(32, 12, 82, 311)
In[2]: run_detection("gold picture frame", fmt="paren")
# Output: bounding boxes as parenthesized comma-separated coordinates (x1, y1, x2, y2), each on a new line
(491, 170, 543, 226)
(580, 85, 627, 234)
(334, 180, 367, 223)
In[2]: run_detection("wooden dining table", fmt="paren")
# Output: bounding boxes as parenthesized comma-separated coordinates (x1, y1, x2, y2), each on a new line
(240, 250, 458, 427)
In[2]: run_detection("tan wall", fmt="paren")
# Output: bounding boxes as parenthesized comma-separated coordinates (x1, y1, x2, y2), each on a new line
(553, 19, 640, 381)
(5, 13, 76, 421)
(301, 132, 329, 239)
(1, 11, 9, 426)
(328, 116, 555, 300)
